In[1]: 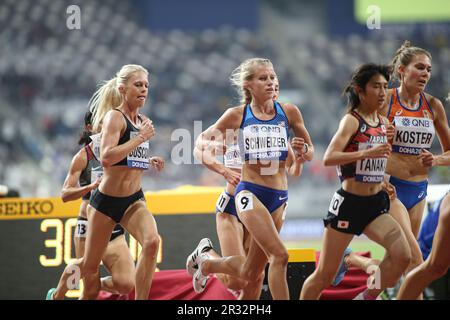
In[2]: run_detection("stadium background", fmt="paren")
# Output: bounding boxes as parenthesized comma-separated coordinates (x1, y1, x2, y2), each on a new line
(0, 0, 449, 299)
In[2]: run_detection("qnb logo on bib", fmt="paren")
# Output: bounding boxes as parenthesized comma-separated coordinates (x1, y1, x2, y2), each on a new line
(355, 142, 387, 183)
(243, 124, 288, 160)
(392, 116, 435, 155)
(128, 132, 150, 169)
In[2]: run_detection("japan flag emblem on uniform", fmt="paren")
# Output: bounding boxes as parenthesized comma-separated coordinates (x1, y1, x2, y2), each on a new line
(337, 220, 349, 229)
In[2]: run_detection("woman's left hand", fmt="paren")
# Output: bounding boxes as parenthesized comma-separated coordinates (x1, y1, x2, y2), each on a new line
(418, 149, 436, 167)
(150, 156, 165, 172)
(386, 124, 395, 144)
(290, 137, 306, 159)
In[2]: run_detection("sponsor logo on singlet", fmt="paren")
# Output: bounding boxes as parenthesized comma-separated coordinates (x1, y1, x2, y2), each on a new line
(360, 124, 367, 133)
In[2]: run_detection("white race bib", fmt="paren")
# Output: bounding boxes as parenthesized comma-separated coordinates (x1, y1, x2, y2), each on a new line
(236, 192, 254, 212)
(392, 116, 435, 155)
(224, 145, 242, 169)
(328, 192, 344, 216)
(243, 124, 288, 160)
(127, 132, 150, 169)
(216, 191, 231, 213)
(90, 167, 103, 184)
(75, 220, 88, 238)
(90, 133, 102, 160)
(355, 143, 387, 183)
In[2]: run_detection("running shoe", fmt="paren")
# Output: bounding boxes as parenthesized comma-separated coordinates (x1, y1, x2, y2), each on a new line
(332, 247, 352, 286)
(192, 253, 209, 293)
(46, 288, 56, 300)
(186, 238, 213, 276)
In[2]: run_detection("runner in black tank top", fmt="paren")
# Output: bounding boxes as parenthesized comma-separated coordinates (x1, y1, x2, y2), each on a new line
(47, 111, 135, 300)
(80, 64, 164, 300)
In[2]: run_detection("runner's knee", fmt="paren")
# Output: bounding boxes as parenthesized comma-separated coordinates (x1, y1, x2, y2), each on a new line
(385, 228, 411, 270)
(141, 235, 160, 257)
(269, 248, 289, 267)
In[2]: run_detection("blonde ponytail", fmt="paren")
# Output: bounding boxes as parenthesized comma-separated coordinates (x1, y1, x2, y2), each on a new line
(89, 77, 122, 132)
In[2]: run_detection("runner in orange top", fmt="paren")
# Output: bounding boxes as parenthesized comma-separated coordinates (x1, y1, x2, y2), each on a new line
(368, 40, 450, 299)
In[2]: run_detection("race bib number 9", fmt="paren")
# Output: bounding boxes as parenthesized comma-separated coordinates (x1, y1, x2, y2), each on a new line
(236, 192, 254, 212)
(128, 132, 150, 169)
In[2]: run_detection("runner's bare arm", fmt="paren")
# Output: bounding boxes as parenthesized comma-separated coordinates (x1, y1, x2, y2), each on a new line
(61, 150, 100, 202)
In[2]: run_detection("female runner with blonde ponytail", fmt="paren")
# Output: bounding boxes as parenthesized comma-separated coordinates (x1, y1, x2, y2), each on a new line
(81, 64, 164, 300)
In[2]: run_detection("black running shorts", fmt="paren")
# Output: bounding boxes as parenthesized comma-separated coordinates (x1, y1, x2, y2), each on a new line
(323, 188, 390, 235)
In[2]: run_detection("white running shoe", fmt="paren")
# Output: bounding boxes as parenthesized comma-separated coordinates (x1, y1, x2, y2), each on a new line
(186, 238, 213, 276)
(193, 253, 209, 293)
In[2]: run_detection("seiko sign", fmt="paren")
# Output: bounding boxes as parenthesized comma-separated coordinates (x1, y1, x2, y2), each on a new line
(0, 201, 54, 216)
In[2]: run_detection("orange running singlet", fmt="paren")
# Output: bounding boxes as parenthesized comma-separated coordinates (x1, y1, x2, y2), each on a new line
(386, 88, 435, 155)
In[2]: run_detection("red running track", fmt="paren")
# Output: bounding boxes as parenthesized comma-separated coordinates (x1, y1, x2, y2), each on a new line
(98, 252, 370, 300)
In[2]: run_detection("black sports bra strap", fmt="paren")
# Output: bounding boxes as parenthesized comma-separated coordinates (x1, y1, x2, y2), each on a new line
(114, 108, 127, 119)
(114, 108, 140, 129)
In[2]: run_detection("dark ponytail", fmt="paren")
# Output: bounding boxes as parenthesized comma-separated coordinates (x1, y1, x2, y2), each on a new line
(78, 111, 93, 146)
